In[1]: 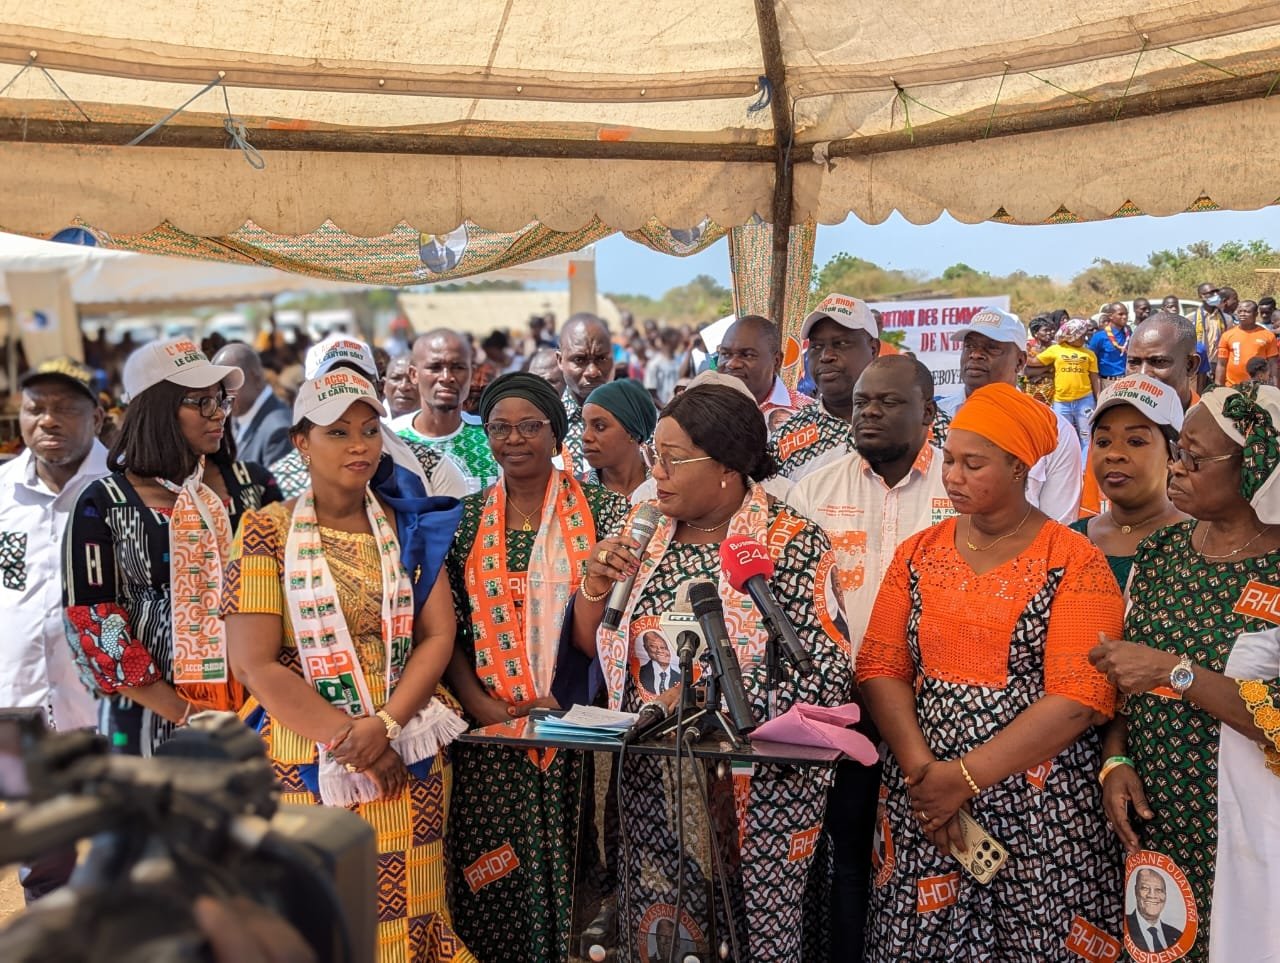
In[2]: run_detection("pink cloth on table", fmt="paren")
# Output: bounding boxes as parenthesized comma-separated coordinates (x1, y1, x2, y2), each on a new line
(751, 702, 878, 765)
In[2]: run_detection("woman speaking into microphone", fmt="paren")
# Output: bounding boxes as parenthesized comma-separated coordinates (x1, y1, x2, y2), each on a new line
(571, 381, 851, 963)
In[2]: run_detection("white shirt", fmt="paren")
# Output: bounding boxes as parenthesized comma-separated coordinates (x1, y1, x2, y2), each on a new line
(0, 443, 109, 729)
(938, 390, 1081, 524)
(792, 445, 954, 654)
(234, 383, 274, 446)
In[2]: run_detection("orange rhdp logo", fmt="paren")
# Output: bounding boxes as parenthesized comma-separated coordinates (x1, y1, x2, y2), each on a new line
(1233, 580, 1280, 626)
(1066, 916, 1121, 962)
(787, 826, 821, 862)
(916, 872, 960, 913)
(464, 842, 520, 893)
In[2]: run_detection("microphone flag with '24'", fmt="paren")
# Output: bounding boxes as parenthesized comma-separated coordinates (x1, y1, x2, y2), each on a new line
(601, 503, 664, 632)
(720, 535, 816, 677)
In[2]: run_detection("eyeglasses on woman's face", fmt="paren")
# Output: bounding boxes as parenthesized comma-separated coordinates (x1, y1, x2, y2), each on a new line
(484, 418, 550, 440)
(642, 442, 713, 475)
(180, 394, 234, 419)
(1171, 444, 1237, 472)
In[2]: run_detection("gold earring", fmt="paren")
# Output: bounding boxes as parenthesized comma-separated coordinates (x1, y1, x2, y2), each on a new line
(720, 478, 727, 489)
(303, 454, 312, 467)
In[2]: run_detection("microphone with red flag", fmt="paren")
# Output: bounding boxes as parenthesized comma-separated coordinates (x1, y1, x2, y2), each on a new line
(720, 535, 816, 677)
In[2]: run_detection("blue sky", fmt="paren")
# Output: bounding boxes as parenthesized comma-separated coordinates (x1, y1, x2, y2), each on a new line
(594, 207, 1280, 298)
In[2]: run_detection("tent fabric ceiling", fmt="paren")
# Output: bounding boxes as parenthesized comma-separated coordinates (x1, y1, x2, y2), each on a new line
(2, 1, 1280, 235)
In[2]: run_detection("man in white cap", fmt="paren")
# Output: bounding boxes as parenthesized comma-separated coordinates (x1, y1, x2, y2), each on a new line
(268, 334, 467, 499)
(771, 294, 880, 481)
(0, 357, 108, 900)
(937, 307, 1083, 523)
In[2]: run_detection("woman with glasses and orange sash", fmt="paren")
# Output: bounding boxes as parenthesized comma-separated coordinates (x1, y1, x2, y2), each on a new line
(1091, 383, 1280, 963)
(444, 373, 627, 963)
(63, 338, 279, 756)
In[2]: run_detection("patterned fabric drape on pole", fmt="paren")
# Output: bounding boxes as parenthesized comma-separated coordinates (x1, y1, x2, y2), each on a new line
(729, 218, 817, 389)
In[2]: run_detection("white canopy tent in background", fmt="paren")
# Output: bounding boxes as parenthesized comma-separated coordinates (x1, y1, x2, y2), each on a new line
(2, 2, 1280, 348)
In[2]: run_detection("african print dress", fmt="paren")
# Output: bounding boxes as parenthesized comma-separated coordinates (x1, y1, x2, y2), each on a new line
(857, 519, 1125, 962)
(445, 479, 626, 963)
(1122, 522, 1280, 963)
(62, 461, 279, 756)
(222, 503, 475, 963)
(598, 489, 852, 963)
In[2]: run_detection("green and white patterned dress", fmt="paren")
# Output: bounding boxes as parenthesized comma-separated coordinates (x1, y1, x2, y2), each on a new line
(1122, 521, 1280, 963)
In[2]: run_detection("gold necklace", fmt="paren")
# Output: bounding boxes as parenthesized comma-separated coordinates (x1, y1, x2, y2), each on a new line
(1111, 508, 1169, 535)
(1195, 522, 1273, 560)
(507, 498, 541, 532)
(683, 516, 732, 533)
(965, 506, 1034, 552)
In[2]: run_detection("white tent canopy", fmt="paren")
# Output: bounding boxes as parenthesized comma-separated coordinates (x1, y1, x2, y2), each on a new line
(3, 1, 1280, 237)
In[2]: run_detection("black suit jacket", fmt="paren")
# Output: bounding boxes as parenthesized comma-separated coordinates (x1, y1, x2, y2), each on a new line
(237, 392, 294, 468)
(638, 662, 682, 694)
(1126, 911, 1182, 952)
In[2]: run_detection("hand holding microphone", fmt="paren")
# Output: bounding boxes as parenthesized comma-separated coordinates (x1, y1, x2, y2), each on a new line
(720, 535, 816, 677)
(581, 505, 664, 630)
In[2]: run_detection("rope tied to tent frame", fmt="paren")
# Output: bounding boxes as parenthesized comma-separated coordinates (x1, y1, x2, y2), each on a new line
(125, 74, 264, 169)
(1112, 34, 1150, 121)
(747, 76, 772, 114)
(0, 54, 91, 121)
(983, 62, 1011, 138)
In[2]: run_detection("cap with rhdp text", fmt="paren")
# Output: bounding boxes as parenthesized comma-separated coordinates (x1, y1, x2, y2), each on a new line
(19, 356, 97, 404)
(1089, 374, 1184, 432)
(304, 335, 379, 380)
(293, 370, 387, 427)
(121, 338, 244, 402)
(801, 293, 878, 341)
(952, 307, 1027, 346)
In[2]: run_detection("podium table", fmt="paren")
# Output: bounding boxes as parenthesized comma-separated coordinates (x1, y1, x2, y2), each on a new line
(460, 717, 841, 962)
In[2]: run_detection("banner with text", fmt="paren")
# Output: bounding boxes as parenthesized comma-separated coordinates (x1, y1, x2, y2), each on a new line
(869, 296, 1013, 398)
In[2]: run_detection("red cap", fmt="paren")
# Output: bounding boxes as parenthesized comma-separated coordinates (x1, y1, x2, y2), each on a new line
(720, 535, 773, 592)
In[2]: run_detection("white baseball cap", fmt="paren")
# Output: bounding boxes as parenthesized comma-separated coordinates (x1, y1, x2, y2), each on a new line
(293, 370, 387, 427)
(953, 307, 1027, 346)
(304, 334, 379, 380)
(801, 293, 878, 341)
(122, 338, 244, 402)
(1090, 374, 1184, 432)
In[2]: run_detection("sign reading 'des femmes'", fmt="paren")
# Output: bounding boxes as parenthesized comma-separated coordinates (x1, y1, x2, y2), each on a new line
(868, 296, 1013, 398)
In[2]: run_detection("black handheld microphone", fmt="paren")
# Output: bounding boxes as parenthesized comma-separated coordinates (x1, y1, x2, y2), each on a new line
(601, 504, 663, 632)
(688, 581, 757, 736)
(720, 536, 816, 677)
(622, 701, 669, 745)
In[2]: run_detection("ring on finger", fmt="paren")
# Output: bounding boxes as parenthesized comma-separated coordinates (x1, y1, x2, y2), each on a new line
(345, 763, 359, 773)
(597, 548, 609, 564)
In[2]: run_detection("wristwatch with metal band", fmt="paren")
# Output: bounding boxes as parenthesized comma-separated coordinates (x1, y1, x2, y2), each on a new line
(1169, 656, 1196, 696)
(376, 709, 402, 739)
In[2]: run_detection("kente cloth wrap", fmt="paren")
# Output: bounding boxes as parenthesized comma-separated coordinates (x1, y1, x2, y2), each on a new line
(284, 487, 465, 806)
(1199, 383, 1280, 524)
(950, 381, 1060, 468)
(464, 469, 596, 704)
(157, 457, 234, 691)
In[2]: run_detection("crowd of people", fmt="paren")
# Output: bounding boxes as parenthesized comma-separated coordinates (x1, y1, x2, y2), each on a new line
(2, 283, 1279, 963)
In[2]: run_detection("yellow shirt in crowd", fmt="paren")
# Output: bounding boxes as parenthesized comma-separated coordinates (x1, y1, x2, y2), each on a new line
(1037, 343, 1099, 402)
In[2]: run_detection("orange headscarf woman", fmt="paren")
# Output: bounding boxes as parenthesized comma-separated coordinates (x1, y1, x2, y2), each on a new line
(855, 382, 1126, 961)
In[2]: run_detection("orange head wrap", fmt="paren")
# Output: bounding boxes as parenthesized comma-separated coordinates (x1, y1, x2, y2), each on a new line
(950, 382, 1059, 468)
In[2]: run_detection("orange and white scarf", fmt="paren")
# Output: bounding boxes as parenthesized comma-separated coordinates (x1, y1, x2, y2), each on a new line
(465, 469, 596, 705)
(161, 458, 234, 695)
(596, 484, 813, 711)
(285, 487, 465, 806)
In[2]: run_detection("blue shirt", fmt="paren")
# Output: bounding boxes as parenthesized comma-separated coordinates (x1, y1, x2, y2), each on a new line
(1087, 326, 1129, 377)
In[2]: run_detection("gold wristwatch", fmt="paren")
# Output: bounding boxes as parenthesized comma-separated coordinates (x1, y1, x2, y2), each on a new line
(375, 709, 402, 739)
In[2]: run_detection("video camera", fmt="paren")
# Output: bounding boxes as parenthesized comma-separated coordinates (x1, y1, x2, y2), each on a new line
(0, 708, 376, 963)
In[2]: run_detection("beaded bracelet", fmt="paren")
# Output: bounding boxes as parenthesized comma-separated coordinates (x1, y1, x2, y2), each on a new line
(579, 580, 610, 603)
(1098, 754, 1134, 786)
(958, 758, 981, 797)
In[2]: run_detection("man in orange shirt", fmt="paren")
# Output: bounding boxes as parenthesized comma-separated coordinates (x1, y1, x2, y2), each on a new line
(1216, 299, 1278, 386)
